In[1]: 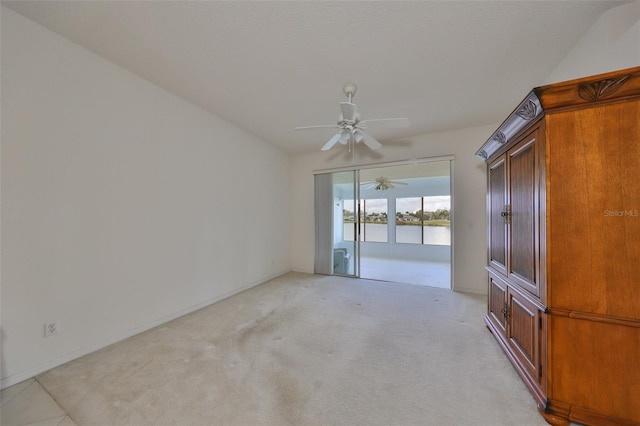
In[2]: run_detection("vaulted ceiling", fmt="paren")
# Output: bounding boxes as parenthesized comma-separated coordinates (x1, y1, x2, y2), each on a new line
(3, 1, 625, 154)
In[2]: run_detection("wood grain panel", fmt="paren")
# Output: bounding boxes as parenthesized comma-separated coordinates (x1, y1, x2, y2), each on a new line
(489, 157, 507, 272)
(549, 315, 640, 423)
(509, 134, 538, 294)
(547, 101, 640, 318)
(509, 296, 536, 366)
(506, 287, 543, 394)
(488, 273, 507, 334)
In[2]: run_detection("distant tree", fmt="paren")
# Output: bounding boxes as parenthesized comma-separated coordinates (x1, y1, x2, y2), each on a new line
(435, 209, 450, 220)
(414, 208, 450, 221)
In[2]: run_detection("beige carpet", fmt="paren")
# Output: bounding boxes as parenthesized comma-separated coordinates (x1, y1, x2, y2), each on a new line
(37, 272, 548, 426)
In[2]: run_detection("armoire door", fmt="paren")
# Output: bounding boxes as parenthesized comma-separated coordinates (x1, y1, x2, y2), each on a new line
(506, 285, 545, 398)
(487, 271, 508, 337)
(508, 127, 541, 297)
(488, 155, 508, 276)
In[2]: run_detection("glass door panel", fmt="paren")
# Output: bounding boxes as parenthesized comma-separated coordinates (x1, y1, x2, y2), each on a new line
(332, 171, 358, 276)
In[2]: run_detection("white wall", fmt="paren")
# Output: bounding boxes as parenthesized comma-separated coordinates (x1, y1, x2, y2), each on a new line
(1, 7, 291, 388)
(544, 1, 640, 83)
(290, 125, 495, 294)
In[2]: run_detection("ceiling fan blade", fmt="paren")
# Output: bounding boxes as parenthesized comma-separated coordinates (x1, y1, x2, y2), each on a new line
(321, 133, 343, 151)
(359, 118, 410, 129)
(390, 181, 408, 186)
(356, 131, 382, 150)
(340, 102, 357, 122)
(295, 124, 339, 130)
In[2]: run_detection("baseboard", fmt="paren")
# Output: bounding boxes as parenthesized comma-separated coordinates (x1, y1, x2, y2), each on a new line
(453, 285, 487, 295)
(0, 270, 290, 390)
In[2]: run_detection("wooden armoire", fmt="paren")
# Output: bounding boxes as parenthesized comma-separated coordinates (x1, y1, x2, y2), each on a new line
(477, 67, 640, 426)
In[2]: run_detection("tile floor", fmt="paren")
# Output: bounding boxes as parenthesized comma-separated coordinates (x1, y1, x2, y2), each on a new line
(360, 257, 451, 289)
(0, 379, 75, 426)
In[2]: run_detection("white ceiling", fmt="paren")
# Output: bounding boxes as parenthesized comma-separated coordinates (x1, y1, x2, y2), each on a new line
(3, 1, 625, 154)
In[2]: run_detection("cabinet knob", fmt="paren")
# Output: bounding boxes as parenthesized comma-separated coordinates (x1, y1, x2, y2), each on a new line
(501, 306, 510, 319)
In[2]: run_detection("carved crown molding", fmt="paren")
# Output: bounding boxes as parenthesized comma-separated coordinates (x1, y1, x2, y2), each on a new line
(475, 92, 542, 160)
(515, 100, 538, 121)
(534, 66, 640, 110)
(578, 76, 629, 101)
(494, 131, 507, 145)
(477, 66, 640, 161)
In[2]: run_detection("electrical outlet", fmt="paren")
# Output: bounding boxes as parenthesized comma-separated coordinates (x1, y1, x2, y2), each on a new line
(44, 321, 58, 337)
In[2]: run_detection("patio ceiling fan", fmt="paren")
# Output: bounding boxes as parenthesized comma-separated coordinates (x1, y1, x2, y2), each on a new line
(295, 83, 409, 152)
(361, 176, 408, 191)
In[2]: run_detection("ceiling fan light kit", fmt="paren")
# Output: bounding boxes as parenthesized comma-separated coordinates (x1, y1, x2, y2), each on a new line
(295, 83, 409, 156)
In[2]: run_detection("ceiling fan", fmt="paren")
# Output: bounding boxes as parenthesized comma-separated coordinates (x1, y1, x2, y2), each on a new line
(361, 176, 408, 191)
(295, 83, 409, 152)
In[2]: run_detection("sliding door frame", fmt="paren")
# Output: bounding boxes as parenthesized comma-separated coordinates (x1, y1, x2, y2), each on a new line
(314, 155, 454, 285)
(314, 169, 360, 277)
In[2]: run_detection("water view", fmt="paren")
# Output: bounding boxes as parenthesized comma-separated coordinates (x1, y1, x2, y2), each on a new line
(344, 223, 451, 245)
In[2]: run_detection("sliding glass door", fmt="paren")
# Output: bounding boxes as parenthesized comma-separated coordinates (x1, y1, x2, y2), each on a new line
(314, 170, 358, 277)
(315, 157, 453, 289)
